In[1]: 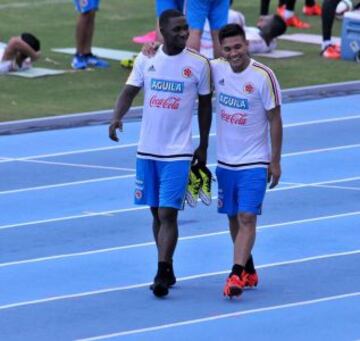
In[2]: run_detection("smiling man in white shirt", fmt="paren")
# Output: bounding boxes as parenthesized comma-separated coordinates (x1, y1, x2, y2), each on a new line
(109, 9, 212, 298)
(211, 23, 283, 299)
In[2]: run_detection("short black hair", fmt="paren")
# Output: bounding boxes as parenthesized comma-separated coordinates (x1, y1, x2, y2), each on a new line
(21, 32, 41, 51)
(159, 9, 184, 29)
(218, 23, 246, 44)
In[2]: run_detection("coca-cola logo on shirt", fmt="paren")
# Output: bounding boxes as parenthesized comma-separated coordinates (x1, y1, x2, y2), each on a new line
(150, 95, 180, 110)
(220, 110, 248, 125)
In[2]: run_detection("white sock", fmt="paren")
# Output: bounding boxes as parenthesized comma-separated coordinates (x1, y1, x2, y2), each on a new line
(284, 10, 294, 20)
(322, 40, 332, 50)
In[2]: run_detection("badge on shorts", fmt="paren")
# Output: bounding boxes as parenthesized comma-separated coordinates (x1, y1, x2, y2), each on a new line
(217, 198, 223, 208)
(134, 189, 143, 200)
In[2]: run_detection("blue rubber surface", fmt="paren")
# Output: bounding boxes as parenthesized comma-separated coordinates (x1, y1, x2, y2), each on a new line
(0, 94, 359, 340)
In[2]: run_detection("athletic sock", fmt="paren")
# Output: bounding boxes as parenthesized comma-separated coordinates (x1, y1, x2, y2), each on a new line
(157, 261, 172, 278)
(284, 10, 295, 20)
(230, 264, 244, 278)
(322, 40, 332, 50)
(245, 255, 256, 274)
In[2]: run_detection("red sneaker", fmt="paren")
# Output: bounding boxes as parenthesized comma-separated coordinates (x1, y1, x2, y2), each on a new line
(243, 271, 259, 288)
(223, 274, 245, 298)
(321, 45, 341, 59)
(333, 44, 341, 53)
(302, 4, 322, 16)
(286, 15, 311, 29)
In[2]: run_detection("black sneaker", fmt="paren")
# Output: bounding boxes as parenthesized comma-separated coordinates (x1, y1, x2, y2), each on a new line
(149, 266, 176, 291)
(151, 276, 169, 297)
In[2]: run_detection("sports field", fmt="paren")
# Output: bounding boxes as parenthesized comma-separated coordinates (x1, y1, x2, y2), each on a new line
(0, 0, 359, 121)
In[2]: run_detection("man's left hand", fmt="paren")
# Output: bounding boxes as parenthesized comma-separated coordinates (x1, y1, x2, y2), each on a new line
(268, 161, 281, 189)
(193, 146, 207, 166)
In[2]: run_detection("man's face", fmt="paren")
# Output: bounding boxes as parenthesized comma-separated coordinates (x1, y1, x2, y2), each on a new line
(161, 16, 189, 50)
(221, 35, 249, 71)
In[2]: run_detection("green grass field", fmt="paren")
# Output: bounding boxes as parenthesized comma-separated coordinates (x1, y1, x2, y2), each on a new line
(0, 0, 357, 122)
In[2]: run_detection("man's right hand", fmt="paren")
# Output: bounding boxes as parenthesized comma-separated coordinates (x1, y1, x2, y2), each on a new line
(108, 120, 123, 142)
(142, 42, 160, 57)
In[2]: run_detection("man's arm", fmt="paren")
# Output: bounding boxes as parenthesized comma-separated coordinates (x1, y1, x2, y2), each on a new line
(266, 105, 283, 188)
(193, 93, 212, 165)
(108, 85, 141, 142)
(3, 37, 40, 62)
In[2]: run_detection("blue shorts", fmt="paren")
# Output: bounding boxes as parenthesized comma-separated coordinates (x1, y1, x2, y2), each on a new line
(135, 158, 191, 209)
(73, 0, 100, 13)
(216, 167, 267, 216)
(156, 0, 185, 16)
(186, 0, 230, 30)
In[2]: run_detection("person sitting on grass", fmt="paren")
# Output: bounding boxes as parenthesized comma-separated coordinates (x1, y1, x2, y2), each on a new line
(0, 33, 41, 74)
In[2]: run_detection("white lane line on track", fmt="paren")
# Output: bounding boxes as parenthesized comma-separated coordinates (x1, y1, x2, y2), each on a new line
(0, 143, 138, 164)
(0, 211, 359, 268)
(4, 143, 359, 174)
(1, 144, 359, 195)
(1, 177, 359, 230)
(2, 114, 360, 161)
(269, 176, 360, 192)
(0, 174, 135, 195)
(0, 250, 359, 311)
(282, 181, 360, 192)
(77, 291, 360, 340)
(18, 159, 136, 172)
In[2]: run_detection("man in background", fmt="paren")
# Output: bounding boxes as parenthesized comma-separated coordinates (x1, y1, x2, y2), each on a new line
(0, 33, 40, 74)
(72, 0, 109, 69)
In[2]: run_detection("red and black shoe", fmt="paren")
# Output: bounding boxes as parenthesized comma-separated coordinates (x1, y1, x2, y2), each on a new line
(223, 274, 245, 298)
(243, 270, 259, 288)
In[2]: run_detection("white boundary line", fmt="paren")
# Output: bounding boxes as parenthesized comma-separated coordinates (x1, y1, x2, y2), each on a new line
(0, 210, 359, 268)
(1, 177, 359, 230)
(1, 144, 359, 195)
(0, 249, 358, 311)
(2, 114, 360, 162)
(77, 291, 360, 340)
(282, 181, 360, 192)
(18, 159, 136, 172)
(0, 174, 135, 195)
(5, 142, 138, 162)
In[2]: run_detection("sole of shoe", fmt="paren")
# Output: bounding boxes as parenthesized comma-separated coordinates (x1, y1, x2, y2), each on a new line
(149, 277, 176, 290)
(228, 286, 243, 297)
(152, 282, 169, 297)
(185, 192, 198, 207)
(199, 190, 211, 206)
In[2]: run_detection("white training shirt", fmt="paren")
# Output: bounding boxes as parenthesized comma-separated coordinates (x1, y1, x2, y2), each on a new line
(126, 46, 211, 161)
(211, 58, 281, 169)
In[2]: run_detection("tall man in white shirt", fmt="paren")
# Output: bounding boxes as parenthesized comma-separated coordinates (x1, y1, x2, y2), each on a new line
(109, 9, 212, 298)
(211, 23, 283, 298)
